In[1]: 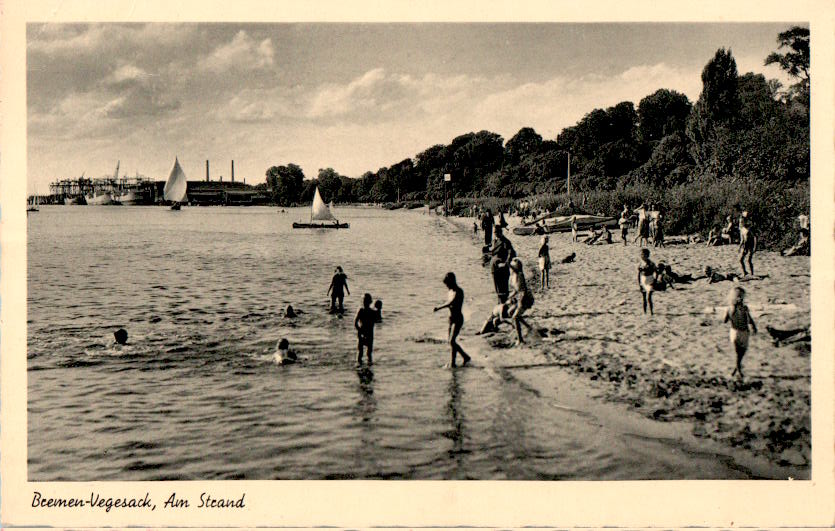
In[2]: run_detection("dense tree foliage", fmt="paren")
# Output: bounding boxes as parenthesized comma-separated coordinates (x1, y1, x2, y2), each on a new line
(264, 27, 808, 212)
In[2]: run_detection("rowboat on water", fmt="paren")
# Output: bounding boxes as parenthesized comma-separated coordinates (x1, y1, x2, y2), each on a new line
(512, 214, 617, 236)
(292, 187, 349, 229)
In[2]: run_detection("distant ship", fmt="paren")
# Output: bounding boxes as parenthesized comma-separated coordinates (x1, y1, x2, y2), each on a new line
(64, 195, 87, 205)
(85, 191, 115, 205)
(116, 190, 141, 205)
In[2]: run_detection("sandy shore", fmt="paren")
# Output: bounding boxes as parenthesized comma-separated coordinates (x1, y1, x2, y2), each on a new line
(455, 215, 811, 472)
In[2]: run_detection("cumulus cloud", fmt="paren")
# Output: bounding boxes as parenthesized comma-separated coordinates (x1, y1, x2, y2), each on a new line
(200, 30, 275, 72)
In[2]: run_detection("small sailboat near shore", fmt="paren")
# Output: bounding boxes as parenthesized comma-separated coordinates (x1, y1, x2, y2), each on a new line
(164, 157, 187, 210)
(292, 187, 349, 229)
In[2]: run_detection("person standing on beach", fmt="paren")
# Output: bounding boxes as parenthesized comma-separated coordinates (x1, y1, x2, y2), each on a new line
(327, 266, 350, 313)
(571, 215, 578, 243)
(538, 235, 551, 289)
(490, 225, 514, 303)
(738, 211, 757, 276)
(618, 205, 630, 246)
(637, 248, 657, 315)
(723, 286, 757, 380)
(508, 258, 534, 344)
(634, 203, 650, 247)
(433, 272, 472, 368)
(355, 293, 377, 365)
(481, 209, 494, 246)
(653, 212, 665, 248)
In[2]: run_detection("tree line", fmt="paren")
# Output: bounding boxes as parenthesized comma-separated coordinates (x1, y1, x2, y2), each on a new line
(263, 27, 809, 207)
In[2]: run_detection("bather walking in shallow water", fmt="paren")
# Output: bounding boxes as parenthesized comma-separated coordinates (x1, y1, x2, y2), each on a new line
(355, 293, 377, 365)
(433, 272, 471, 367)
(327, 266, 350, 313)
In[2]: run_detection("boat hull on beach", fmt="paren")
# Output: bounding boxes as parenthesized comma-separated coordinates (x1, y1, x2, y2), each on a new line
(513, 214, 617, 235)
(292, 222, 349, 229)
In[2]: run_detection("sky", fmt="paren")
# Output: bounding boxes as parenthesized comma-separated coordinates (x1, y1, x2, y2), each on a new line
(26, 22, 800, 193)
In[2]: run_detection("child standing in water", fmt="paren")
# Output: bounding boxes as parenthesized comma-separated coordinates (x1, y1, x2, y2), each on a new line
(637, 248, 657, 315)
(723, 286, 757, 379)
(327, 266, 350, 313)
(354, 293, 377, 365)
(538, 235, 551, 289)
(433, 272, 472, 367)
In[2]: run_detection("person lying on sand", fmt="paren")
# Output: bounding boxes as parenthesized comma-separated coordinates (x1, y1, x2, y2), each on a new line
(723, 286, 757, 380)
(274, 338, 297, 365)
(561, 252, 576, 264)
(637, 248, 656, 315)
(704, 266, 738, 284)
(765, 325, 810, 346)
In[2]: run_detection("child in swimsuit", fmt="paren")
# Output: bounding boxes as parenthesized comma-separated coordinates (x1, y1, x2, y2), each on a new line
(433, 272, 471, 367)
(508, 258, 534, 344)
(571, 216, 578, 243)
(637, 248, 656, 315)
(723, 286, 757, 379)
(354, 293, 376, 365)
(618, 212, 629, 246)
(538, 235, 551, 289)
(738, 212, 757, 276)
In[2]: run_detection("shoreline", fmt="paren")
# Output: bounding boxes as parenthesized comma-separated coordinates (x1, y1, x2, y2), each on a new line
(443, 212, 810, 478)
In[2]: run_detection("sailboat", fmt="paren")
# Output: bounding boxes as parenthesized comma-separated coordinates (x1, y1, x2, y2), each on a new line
(163, 157, 188, 210)
(292, 187, 349, 229)
(27, 189, 39, 212)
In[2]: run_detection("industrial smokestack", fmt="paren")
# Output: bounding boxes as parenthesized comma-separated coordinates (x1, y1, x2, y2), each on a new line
(231, 160, 235, 182)
(206, 160, 210, 182)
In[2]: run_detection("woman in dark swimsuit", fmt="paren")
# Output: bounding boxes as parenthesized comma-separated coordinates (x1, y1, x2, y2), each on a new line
(433, 272, 472, 367)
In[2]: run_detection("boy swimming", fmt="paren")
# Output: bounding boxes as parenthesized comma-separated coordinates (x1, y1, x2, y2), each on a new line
(274, 338, 297, 365)
(723, 286, 757, 379)
(433, 272, 472, 367)
(354, 293, 377, 365)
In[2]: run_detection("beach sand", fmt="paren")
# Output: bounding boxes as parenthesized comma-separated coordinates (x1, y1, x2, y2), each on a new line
(458, 216, 810, 471)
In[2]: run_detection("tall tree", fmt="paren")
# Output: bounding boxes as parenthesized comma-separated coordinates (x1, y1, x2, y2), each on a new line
(637, 89, 692, 143)
(765, 26, 809, 104)
(265, 163, 305, 205)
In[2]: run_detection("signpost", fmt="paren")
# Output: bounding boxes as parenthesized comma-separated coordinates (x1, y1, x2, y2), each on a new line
(444, 173, 452, 215)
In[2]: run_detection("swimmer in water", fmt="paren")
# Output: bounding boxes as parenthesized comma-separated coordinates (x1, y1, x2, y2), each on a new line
(354, 293, 376, 365)
(274, 338, 297, 365)
(327, 266, 350, 313)
(114, 328, 128, 345)
(374, 299, 383, 323)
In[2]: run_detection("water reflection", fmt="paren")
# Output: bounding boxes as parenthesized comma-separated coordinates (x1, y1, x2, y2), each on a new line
(444, 370, 470, 477)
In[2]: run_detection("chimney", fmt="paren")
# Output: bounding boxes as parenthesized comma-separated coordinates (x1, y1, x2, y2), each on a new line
(231, 160, 235, 182)
(206, 160, 210, 182)
(220, 175, 223, 182)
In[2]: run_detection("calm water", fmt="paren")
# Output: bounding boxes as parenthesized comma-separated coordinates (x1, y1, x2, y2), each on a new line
(28, 206, 774, 480)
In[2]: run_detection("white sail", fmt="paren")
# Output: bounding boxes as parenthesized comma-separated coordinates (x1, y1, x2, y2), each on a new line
(163, 157, 187, 202)
(310, 187, 334, 221)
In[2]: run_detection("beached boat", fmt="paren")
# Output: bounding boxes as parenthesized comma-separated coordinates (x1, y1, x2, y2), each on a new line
(293, 187, 349, 229)
(163, 157, 188, 210)
(512, 214, 617, 235)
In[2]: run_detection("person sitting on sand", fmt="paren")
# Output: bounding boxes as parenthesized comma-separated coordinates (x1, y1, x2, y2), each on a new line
(781, 214, 810, 256)
(723, 286, 757, 380)
(704, 266, 738, 284)
(327, 266, 350, 313)
(538, 235, 551, 290)
(721, 215, 735, 244)
(508, 258, 534, 344)
(561, 252, 576, 264)
(637, 248, 657, 315)
(433, 272, 472, 367)
(274, 338, 297, 365)
(478, 301, 515, 334)
(707, 225, 721, 246)
(355, 293, 377, 365)
(738, 212, 757, 276)
(374, 299, 383, 323)
(584, 227, 603, 244)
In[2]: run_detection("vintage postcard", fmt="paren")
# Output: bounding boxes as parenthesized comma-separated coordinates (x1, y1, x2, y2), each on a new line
(2, 0, 833, 528)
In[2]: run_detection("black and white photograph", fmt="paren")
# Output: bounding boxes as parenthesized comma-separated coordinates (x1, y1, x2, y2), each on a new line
(3, 0, 834, 528)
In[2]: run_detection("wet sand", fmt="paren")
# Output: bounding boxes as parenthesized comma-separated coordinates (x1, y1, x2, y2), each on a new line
(458, 216, 810, 473)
